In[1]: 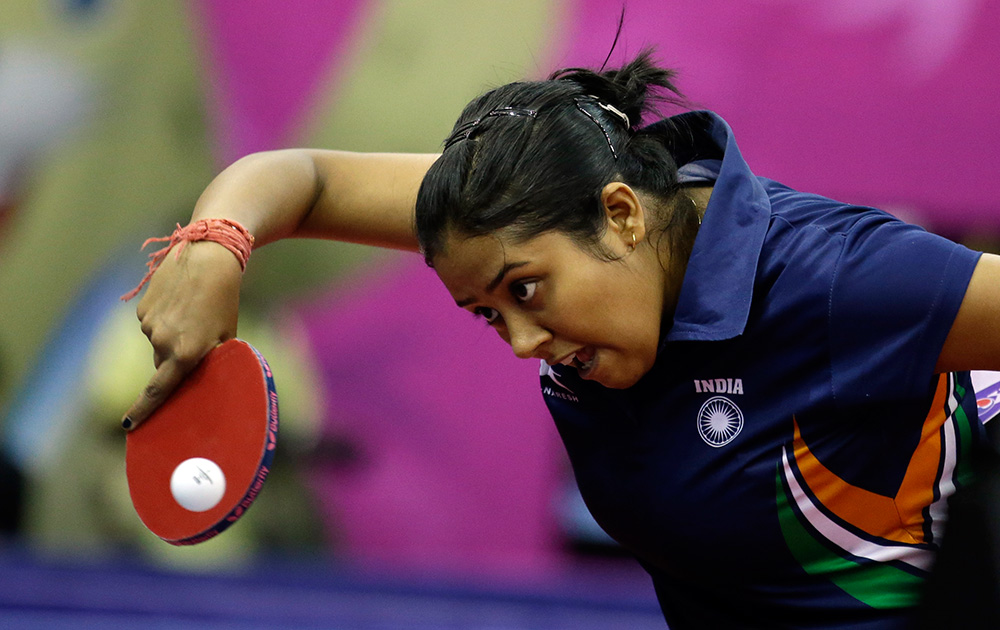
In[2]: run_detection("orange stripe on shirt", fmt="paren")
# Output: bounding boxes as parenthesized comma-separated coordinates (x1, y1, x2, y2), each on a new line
(893, 374, 948, 542)
(792, 419, 923, 545)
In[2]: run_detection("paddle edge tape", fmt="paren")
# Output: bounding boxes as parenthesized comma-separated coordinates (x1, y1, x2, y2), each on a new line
(167, 341, 280, 546)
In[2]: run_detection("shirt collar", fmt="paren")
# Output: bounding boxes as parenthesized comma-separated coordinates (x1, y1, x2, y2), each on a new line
(652, 111, 772, 346)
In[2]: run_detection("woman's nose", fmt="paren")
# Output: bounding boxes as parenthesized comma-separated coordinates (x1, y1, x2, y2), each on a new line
(505, 315, 551, 359)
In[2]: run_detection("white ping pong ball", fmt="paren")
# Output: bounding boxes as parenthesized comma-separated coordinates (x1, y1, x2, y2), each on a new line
(170, 457, 226, 512)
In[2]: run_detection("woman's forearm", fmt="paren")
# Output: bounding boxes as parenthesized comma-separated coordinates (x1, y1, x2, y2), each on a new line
(191, 149, 438, 251)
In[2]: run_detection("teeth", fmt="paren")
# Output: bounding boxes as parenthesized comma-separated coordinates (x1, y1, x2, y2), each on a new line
(557, 350, 594, 371)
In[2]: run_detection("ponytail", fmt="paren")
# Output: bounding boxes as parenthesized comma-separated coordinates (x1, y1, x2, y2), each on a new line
(548, 48, 684, 132)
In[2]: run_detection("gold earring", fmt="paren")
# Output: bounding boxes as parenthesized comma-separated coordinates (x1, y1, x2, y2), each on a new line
(629, 232, 637, 251)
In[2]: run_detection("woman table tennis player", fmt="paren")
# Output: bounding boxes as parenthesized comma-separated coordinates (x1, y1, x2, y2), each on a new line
(122, 51, 1000, 628)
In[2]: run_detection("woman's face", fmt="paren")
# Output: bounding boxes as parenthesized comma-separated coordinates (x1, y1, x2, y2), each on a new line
(432, 226, 669, 389)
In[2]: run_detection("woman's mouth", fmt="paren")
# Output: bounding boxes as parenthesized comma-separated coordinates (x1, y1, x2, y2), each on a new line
(561, 347, 596, 373)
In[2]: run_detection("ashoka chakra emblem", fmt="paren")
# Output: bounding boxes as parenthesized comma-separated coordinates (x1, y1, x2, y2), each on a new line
(697, 396, 744, 447)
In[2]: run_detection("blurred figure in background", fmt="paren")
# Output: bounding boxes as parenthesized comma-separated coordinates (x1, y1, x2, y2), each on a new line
(0, 39, 94, 541)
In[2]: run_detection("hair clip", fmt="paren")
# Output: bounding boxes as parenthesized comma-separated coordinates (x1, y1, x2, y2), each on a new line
(594, 100, 630, 129)
(574, 98, 620, 160)
(485, 106, 538, 119)
(444, 106, 538, 150)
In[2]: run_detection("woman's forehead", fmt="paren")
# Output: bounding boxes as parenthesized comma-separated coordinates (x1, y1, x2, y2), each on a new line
(433, 230, 571, 293)
(434, 232, 507, 281)
(435, 228, 567, 267)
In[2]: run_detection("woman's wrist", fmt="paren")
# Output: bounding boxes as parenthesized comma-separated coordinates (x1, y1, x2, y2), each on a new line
(120, 218, 255, 302)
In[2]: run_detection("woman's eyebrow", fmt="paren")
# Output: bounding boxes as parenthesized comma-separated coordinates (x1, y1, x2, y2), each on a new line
(486, 261, 529, 292)
(454, 260, 530, 307)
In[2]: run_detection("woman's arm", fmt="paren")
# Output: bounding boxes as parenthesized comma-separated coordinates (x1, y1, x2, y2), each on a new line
(123, 149, 438, 430)
(937, 252, 1000, 373)
(193, 149, 438, 249)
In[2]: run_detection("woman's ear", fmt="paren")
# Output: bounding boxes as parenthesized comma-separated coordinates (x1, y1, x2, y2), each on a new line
(601, 182, 647, 247)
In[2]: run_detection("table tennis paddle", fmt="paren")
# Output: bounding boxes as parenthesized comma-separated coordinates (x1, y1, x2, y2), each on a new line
(125, 339, 278, 545)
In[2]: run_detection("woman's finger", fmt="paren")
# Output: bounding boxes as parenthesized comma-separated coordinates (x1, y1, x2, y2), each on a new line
(121, 358, 190, 431)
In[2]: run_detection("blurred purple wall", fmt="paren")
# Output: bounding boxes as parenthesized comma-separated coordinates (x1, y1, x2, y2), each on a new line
(564, 0, 1000, 232)
(191, 0, 370, 164)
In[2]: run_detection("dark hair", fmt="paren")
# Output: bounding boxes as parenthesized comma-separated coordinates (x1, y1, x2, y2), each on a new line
(415, 49, 691, 266)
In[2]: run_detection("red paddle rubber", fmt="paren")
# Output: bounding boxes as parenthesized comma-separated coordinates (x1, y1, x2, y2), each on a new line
(126, 339, 278, 545)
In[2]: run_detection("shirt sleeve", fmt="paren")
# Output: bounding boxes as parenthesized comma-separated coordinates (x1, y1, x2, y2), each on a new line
(828, 211, 981, 404)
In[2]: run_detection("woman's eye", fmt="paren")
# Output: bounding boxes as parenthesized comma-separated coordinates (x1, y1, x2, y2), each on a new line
(512, 281, 537, 303)
(475, 306, 500, 324)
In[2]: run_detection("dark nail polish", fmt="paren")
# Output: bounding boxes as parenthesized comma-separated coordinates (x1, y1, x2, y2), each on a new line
(122, 417, 133, 430)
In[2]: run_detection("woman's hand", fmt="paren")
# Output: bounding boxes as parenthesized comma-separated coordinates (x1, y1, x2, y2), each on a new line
(122, 240, 243, 430)
(119, 150, 436, 430)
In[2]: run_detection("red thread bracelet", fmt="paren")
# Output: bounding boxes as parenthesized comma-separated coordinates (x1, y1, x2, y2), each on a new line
(120, 218, 255, 301)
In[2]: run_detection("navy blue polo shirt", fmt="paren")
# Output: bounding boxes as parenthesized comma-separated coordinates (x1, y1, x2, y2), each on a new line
(541, 112, 984, 629)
